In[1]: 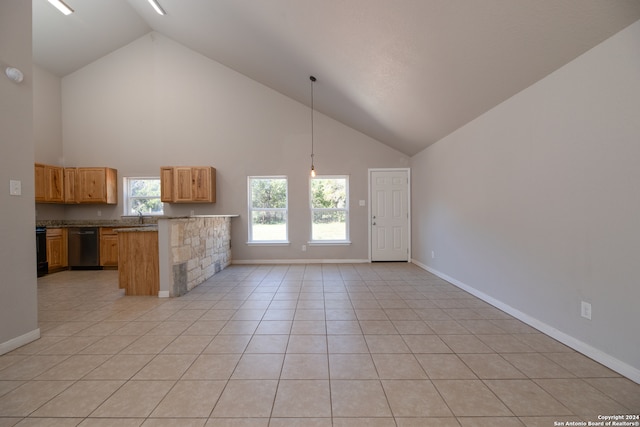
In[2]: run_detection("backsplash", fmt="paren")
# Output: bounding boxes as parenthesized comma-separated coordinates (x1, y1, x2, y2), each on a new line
(36, 217, 159, 227)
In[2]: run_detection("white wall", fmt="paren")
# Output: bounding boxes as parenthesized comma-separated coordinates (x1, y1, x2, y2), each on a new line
(61, 32, 409, 261)
(33, 66, 62, 164)
(0, 0, 39, 353)
(411, 20, 640, 381)
(33, 65, 65, 220)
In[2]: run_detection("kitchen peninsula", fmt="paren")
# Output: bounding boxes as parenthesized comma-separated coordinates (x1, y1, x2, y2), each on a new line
(37, 215, 237, 297)
(117, 215, 237, 296)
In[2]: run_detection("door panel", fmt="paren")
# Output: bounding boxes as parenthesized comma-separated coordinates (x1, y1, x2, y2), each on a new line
(370, 170, 409, 261)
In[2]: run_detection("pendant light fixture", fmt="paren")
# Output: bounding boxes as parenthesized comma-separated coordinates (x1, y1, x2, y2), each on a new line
(309, 75, 317, 177)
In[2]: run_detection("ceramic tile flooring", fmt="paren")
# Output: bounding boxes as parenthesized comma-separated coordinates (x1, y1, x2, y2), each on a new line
(0, 264, 638, 426)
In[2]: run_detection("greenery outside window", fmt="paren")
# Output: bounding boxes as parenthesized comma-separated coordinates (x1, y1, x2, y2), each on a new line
(123, 178, 163, 216)
(310, 175, 349, 243)
(248, 176, 288, 243)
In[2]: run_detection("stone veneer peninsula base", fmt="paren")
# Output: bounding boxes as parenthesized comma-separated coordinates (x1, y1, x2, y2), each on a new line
(158, 215, 237, 297)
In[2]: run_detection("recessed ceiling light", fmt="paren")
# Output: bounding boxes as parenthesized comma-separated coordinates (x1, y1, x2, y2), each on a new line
(47, 0, 74, 16)
(147, 0, 166, 16)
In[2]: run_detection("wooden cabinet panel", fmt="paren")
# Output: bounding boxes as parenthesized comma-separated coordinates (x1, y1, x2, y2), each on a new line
(64, 168, 78, 203)
(34, 164, 46, 202)
(35, 163, 64, 203)
(118, 231, 159, 296)
(46, 166, 64, 202)
(160, 167, 174, 202)
(46, 228, 67, 272)
(160, 166, 216, 203)
(76, 167, 118, 204)
(192, 167, 216, 202)
(174, 167, 194, 202)
(77, 168, 105, 203)
(99, 228, 119, 267)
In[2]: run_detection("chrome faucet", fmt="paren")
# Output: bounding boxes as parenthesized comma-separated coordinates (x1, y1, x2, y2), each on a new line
(138, 210, 143, 224)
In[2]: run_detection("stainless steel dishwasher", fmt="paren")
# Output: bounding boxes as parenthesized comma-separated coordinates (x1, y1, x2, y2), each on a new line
(68, 227, 100, 268)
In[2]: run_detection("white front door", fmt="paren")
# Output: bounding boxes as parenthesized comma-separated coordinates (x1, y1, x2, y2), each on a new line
(370, 169, 410, 262)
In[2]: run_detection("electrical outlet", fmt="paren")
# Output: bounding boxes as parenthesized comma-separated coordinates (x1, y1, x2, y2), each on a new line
(97, 210, 102, 217)
(302, 245, 307, 252)
(581, 301, 592, 320)
(431, 251, 435, 259)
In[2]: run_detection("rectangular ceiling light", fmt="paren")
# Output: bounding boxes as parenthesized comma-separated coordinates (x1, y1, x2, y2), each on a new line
(147, 0, 166, 15)
(47, 0, 74, 15)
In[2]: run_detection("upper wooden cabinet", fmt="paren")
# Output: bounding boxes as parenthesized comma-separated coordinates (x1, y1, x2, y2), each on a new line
(63, 167, 77, 203)
(74, 167, 118, 204)
(160, 167, 174, 203)
(161, 166, 216, 203)
(36, 164, 117, 205)
(34, 163, 64, 203)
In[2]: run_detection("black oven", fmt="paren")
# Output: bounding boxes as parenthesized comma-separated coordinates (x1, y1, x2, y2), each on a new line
(36, 226, 48, 277)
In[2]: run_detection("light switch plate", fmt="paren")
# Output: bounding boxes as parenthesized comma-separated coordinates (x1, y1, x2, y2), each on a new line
(9, 180, 21, 196)
(359, 200, 365, 206)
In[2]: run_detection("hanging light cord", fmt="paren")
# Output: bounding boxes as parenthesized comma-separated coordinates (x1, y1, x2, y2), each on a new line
(310, 75, 316, 176)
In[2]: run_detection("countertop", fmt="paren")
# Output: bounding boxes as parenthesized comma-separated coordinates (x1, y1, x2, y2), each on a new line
(35, 220, 156, 228)
(158, 215, 240, 219)
(114, 226, 158, 232)
(36, 215, 238, 229)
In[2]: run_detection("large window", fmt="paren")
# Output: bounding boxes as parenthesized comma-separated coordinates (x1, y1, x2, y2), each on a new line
(310, 175, 349, 242)
(248, 176, 288, 243)
(123, 177, 163, 216)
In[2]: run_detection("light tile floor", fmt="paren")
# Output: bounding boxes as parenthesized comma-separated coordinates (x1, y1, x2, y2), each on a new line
(0, 263, 638, 426)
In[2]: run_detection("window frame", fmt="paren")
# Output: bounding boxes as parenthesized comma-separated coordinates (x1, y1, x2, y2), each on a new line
(309, 174, 350, 245)
(247, 176, 289, 245)
(122, 177, 164, 216)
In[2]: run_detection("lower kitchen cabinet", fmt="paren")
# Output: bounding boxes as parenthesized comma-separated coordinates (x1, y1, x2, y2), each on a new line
(46, 228, 67, 272)
(99, 227, 119, 267)
(118, 230, 159, 296)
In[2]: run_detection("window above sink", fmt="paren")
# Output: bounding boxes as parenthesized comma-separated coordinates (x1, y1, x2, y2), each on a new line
(123, 177, 163, 216)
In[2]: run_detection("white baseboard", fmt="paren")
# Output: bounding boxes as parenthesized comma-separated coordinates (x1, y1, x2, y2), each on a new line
(232, 259, 369, 265)
(412, 259, 640, 384)
(0, 328, 40, 356)
(158, 291, 170, 298)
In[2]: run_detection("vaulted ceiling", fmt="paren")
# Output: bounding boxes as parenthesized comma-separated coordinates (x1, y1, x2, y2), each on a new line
(32, 0, 640, 156)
